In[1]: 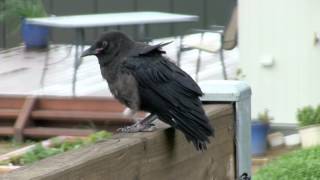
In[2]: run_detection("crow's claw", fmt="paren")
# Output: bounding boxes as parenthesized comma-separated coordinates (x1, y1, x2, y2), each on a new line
(117, 122, 156, 133)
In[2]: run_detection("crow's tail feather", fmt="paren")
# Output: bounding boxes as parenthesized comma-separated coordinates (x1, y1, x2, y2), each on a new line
(169, 108, 214, 151)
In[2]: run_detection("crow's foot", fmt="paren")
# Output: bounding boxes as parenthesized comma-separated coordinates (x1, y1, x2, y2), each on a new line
(117, 121, 156, 133)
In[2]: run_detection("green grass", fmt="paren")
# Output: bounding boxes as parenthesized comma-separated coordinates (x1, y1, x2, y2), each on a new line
(254, 146, 320, 180)
(1, 130, 112, 166)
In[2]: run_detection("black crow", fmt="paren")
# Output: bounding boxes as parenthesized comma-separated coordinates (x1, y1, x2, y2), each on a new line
(81, 31, 213, 151)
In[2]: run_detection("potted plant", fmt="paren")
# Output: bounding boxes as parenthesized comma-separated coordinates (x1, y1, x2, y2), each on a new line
(0, 0, 49, 49)
(251, 109, 272, 156)
(297, 105, 320, 148)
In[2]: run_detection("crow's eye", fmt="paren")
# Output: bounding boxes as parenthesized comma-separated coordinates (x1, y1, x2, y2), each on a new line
(95, 41, 109, 54)
(102, 41, 108, 49)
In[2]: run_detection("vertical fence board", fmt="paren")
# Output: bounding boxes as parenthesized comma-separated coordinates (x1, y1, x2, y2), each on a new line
(97, 0, 136, 39)
(136, 0, 172, 38)
(171, 0, 206, 36)
(4, 19, 21, 48)
(0, 0, 5, 48)
(50, 0, 96, 45)
(206, 0, 235, 26)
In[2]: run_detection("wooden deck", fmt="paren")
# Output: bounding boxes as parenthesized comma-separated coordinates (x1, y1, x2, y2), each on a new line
(0, 35, 239, 97)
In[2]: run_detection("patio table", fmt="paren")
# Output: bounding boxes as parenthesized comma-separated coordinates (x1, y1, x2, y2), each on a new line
(26, 11, 198, 95)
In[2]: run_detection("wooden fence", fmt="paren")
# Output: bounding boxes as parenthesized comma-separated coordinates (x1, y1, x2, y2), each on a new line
(0, 104, 236, 180)
(0, 0, 236, 48)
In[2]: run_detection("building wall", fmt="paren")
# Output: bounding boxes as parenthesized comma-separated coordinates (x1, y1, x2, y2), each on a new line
(239, 0, 320, 123)
(0, 0, 235, 48)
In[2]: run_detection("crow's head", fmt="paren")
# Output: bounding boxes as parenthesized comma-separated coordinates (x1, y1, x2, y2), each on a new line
(81, 31, 134, 65)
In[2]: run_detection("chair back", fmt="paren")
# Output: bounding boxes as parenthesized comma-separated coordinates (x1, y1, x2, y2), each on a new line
(223, 5, 238, 50)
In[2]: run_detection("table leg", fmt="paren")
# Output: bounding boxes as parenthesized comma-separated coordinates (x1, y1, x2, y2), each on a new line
(219, 33, 227, 80)
(40, 50, 50, 89)
(72, 28, 85, 96)
(137, 24, 146, 41)
(39, 28, 52, 91)
(80, 28, 85, 53)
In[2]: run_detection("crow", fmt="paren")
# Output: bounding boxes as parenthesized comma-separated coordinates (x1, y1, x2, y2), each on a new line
(81, 31, 213, 151)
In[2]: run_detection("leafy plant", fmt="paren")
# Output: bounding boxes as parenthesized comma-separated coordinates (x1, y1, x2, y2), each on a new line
(14, 144, 62, 165)
(7, 130, 112, 166)
(297, 105, 320, 127)
(257, 109, 273, 124)
(0, 0, 47, 33)
(254, 146, 320, 180)
(86, 130, 112, 143)
(234, 68, 246, 80)
(0, 0, 47, 21)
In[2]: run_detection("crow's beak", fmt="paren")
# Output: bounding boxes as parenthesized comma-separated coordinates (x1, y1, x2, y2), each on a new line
(81, 48, 95, 57)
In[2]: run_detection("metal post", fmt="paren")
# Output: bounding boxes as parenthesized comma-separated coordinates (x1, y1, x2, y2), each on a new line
(195, 33, 205, 82)
(219, 33, 228, 80)
(80, 28, 85, 53)
(199, 80, 252, 180)
(236, 94, 251, 179)
(176, 36, 183, 67)
(72, 28, 85, 96)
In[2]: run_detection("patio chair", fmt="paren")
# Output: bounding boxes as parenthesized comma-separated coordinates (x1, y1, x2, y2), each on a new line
(176, 5, 238, 81)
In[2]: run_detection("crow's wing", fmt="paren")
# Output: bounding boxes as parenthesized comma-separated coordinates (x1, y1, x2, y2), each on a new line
(129, 42, 172, 57)
(127, 42, 202, 97)
(123, 55, 203, 102)
(122, 47, 213, 150)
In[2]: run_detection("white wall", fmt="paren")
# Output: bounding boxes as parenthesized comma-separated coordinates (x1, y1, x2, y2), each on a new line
(239, 0, 320, 124)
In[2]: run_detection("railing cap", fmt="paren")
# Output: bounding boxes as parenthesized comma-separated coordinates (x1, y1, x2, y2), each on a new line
(199, 80, 251, 102)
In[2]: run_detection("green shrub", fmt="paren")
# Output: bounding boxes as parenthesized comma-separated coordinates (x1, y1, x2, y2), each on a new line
(257, 109, 273, 124)
(0, 0, 47, 32)
(254, 146, 320, 180)
(0, 0, 47, 21)
(8, 130, 112, 165)
(297, 105, 320, 127)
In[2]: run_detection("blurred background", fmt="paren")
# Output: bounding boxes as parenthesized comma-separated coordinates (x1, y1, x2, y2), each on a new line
(0, 0, 235, 48)
(1, 0, 320, 178)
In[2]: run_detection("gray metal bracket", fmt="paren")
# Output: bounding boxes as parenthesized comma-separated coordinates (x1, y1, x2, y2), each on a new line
(199, 80, 252, 179)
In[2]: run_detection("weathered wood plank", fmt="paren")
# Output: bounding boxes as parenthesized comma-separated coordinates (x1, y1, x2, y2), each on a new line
(0, 96, 25, 109)
(0, 127, 14, 136)
(1, 104, 235, 180)
(36, 97, 125, 112)
(23, 127, 95, 138)
(31, 110, 134, 124)
(13, 96, 37, 142)
(0, 109, 19, 119)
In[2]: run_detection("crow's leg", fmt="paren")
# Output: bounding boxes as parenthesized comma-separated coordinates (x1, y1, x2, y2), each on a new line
(122, 108, 144, 122)
(122, 108, 136, 118)
(118, 113, 158, 133)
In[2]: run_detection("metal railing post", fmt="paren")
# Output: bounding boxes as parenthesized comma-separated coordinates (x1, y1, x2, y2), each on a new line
(199, 80, 252, 180)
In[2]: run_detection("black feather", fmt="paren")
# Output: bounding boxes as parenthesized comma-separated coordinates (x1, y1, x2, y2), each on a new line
(123, 51, 214, 151)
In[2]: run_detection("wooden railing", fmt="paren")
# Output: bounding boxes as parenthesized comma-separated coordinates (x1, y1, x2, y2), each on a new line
(0, 104, 236, 180)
